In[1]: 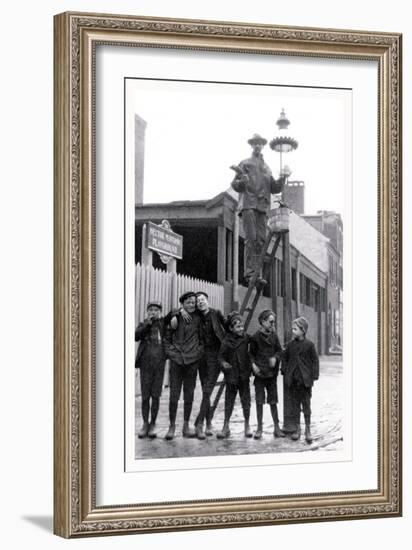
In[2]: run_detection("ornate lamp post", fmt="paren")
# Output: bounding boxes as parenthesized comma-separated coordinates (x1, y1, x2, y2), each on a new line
(270, 109, 300, 435)
(270, 108, 298, 177)
(269, 108, 299, 339)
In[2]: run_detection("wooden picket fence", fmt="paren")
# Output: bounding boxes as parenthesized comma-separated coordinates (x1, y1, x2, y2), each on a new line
(135, 263, 224, 323)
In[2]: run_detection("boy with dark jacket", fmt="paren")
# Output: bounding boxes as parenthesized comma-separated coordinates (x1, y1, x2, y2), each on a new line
(216, 312, 253, 439)
(163, 291, 204, 440)
(193, 291, 226, 439)
(135, 301, 167, 439)
(249, 309, 285, 439)
(281, 316, 319, 444)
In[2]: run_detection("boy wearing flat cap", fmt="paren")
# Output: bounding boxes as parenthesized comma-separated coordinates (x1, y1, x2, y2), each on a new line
(231, 134, 286, 286)
(163, 291, 204, 440)
(249, 309, 284, 440)
(135, 301, 168, 439)
(281, 316, 319, 444)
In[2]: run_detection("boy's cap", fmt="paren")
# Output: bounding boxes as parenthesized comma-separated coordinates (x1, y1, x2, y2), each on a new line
(179, 291, 196, 304)
(258, 309, 276, 324)
(195, 291, 209, 299)
(147, 301, 162, 310)
(293, 316, 308, 334)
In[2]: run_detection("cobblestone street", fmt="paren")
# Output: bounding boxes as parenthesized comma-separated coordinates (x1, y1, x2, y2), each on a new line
(135, 355, 343, 459)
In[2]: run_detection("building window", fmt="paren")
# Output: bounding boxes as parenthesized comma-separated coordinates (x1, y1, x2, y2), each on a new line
(299, 273, 305, 304)
(305, 277, 312, 307)
(313, 284, 320, 312)
(225, 229, 233, 282)
(291, 268, 297, 301)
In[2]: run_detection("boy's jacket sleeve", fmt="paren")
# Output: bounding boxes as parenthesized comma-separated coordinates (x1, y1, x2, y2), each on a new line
(310, 342, 320, 380)
(135, 320, 150, 341)
(249, 334, 257, 362)
(280, 345, 289, 374)
(218, 341, 230, 366)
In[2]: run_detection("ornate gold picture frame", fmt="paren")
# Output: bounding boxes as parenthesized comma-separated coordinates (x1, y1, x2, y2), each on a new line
(53, 11, 402, 538)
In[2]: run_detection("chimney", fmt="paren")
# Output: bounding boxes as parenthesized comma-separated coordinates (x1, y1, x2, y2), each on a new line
(135, 114, 147, 205)
(283, 180, 305, 214)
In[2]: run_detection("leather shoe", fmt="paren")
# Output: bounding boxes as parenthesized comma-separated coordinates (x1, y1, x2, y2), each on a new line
(205, 423, 214, 436)
(244, 422, 253, 438)
(147, 423, 157, 438)
(182, 425, 196, 438)
(196, 425, 206, 440)
(305, 425, 313, 444)
(165, 425, 175, 440)
(216, 425, 231, 439)
(138, 423, 149, 439)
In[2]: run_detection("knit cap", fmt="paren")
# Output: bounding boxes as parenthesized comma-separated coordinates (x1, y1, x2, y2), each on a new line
(292, 316, 308, 334)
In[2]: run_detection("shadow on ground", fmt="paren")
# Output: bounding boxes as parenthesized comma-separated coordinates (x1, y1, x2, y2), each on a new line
(21, 515, 53, 533)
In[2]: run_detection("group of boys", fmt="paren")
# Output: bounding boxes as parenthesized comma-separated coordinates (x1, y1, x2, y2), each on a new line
(135, 291, 319, 445)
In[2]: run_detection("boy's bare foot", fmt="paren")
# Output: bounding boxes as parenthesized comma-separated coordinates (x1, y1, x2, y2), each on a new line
(138, 422, 149, 438)
(291, 426, 301, 440)
(253, 427, 263, 439)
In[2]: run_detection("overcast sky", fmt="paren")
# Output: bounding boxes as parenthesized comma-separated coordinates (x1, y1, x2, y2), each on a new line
(128, 78, 350, 219)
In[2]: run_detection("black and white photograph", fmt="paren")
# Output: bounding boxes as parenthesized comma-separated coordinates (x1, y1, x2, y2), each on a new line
(50, 9, 401, 539)
(129, 78, 348, 464)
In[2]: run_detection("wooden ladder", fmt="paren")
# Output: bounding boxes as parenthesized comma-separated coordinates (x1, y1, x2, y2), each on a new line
(239, 231, 282, 331)
(209, 230, 282, 419)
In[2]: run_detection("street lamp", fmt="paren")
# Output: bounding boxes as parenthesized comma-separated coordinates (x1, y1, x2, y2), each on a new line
(269, 109, 298, 347)
(269, 108, 298, 175)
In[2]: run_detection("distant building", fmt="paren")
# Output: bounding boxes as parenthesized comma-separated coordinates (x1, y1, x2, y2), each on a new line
(303, 211, 343, 352)
(135, 114, 147, 205)
(283, 180, 305, 215)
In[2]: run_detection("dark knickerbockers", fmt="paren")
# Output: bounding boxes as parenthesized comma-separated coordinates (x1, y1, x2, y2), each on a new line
(282, 337, 319, 441)
(194, 307, 226, 436)
(135, 316, 167, 438)
(250, 328, 284, 438)
(163, 310, 204, 439)
(217, 330, 252, 438)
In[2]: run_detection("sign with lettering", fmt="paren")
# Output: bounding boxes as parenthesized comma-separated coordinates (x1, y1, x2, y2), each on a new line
(146, 221, 183, 260)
